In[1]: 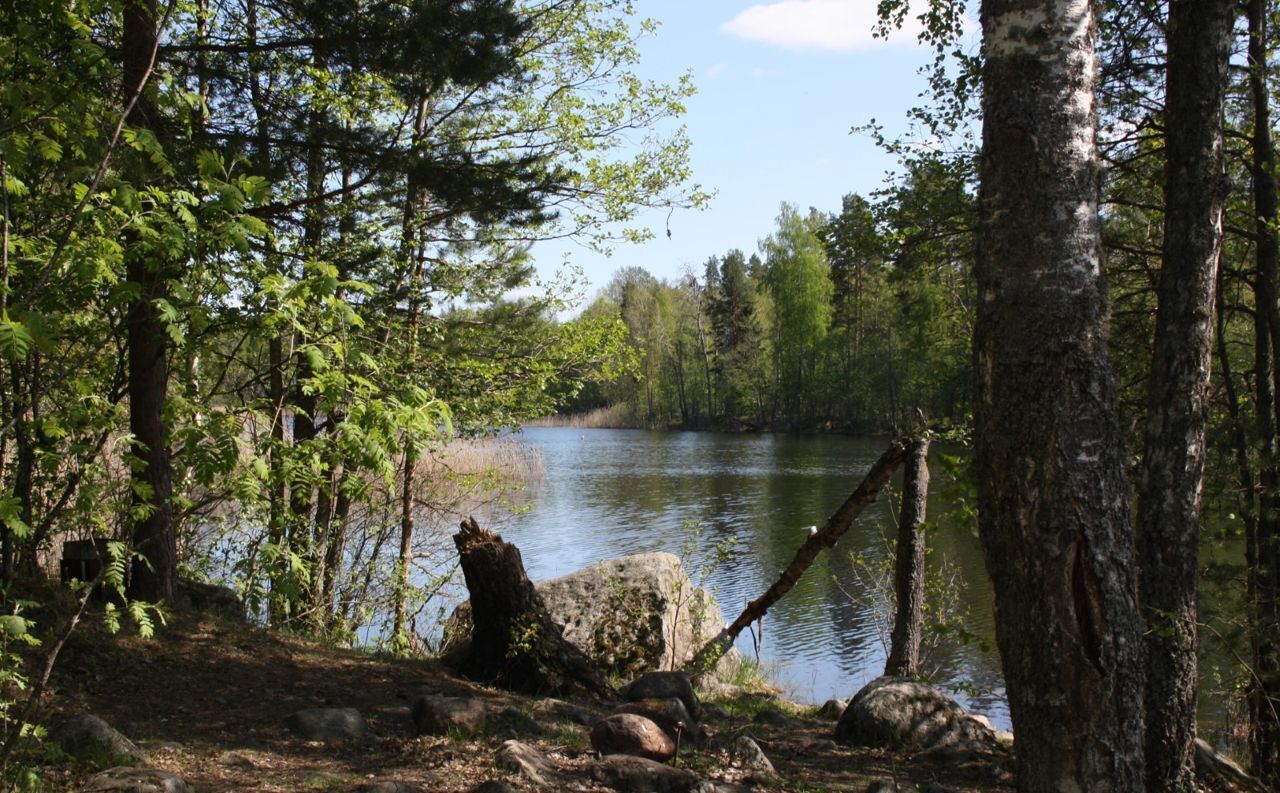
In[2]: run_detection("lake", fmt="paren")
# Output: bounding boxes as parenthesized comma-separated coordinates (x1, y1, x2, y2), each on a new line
(484, 426, 1009, 727)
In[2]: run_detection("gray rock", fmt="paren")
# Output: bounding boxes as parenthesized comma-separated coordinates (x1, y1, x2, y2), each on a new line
(491, 706, 542, 737)
(450, 553, 737, 680)
(82, 768, 191, 793)
(411, 695, 487, 737)
(591, 713, 677, 762)
(622, 671, 701, 721)
(616, 698, 702, 744)
(55, 714, 146, 767)
(719, 735, 775, 779)
(751, 708, 795, 728)
(699, 703, 731, 721)
(864, 782, 897, 793)
(214, 750, 256, 769)
(496, 739, 557, 786)
(468, 783, 519, 793)
(536, 697, 595, 725)
(817, 698, 848, 720)
(834, 677, 999, 756)
(591, 754, 705, 793)
(177, 577, 242, 618)
(284, 707, 367, 742)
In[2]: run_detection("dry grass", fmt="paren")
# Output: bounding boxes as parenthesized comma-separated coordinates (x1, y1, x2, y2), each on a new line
(524, 405, 640, 430)
(35, 607, 1016, 793)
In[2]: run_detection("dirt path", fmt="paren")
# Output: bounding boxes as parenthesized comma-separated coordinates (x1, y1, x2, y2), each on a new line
(38, 610, 1013, 792)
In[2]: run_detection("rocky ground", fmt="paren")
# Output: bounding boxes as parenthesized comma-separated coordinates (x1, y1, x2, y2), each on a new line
(33, 608, 1019, 793)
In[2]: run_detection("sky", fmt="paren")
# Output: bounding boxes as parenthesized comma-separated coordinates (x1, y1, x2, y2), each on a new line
(529, 0, 964, 308)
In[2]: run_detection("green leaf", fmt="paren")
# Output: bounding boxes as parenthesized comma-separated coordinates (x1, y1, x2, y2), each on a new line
(0, 615, 27, 638)
(0, 315, 33, 360)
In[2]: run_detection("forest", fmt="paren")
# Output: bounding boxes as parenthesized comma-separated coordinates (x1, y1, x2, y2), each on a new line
(2, 0, 1280, 791)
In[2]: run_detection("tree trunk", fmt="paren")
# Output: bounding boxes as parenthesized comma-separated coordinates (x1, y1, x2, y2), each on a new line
(687, 434, 912, 673)
(123, 0, 175, 603)
(974, 0, 1146, 787)
(885, 436, 930, 677)
(453, 517, 610, 697)
(1248, 0, 1280, 780)
(1136, 0, 1233, 788)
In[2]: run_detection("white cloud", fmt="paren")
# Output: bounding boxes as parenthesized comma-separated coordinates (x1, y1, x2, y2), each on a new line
(722, 0, 922, 52)
(706, 62, 729, 79)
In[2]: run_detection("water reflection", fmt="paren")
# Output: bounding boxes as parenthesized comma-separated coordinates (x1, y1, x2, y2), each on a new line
(490, 427, 1009, 727)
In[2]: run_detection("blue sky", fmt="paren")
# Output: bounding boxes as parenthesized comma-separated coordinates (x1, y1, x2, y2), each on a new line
(531, 0, 961, 306)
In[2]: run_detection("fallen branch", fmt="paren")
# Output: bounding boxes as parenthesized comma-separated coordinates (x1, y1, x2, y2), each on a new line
(684, 433, 916, 675)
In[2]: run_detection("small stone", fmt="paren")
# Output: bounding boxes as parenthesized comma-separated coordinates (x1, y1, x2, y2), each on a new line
(411, 696, 487, 737)
(538, 697, 595, 725)
(751, 708, 795, 728)
(591, 754, 705, 793)
(591, 713, 677, 762)
(721, 735, 775, 779)
(82, 768, 191, 793)
(864, 782, 897, 793)
(491, 706, 542, 737)
(700, 703, 731, 720)
(214, 750, 256, 769)
(468, 782, 519, 793)
(284, 707, 367, 742)
(54, 714, 145, 767)
(616, 697, 701, 744)
(622, 671, 701, 721)
(806, 738, 840, 752)
(817, 698, 848, 720)
(496, 739, 557, 786)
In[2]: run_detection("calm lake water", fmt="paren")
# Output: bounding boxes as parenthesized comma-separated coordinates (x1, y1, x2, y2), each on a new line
(486, 426, 1010, 727)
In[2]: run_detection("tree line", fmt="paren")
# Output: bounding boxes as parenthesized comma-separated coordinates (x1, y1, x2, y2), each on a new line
(562, 159, 973, 433)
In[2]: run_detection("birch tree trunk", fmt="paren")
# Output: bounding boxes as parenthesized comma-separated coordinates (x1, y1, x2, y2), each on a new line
(1136, 0, 1233, 788)
(974, 0, 1145, 787)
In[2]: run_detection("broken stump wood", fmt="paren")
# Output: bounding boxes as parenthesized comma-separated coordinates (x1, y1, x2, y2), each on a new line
(453, 516, 611, 698)
(885, 435, 931, 676)
(684, 433, 916, 675)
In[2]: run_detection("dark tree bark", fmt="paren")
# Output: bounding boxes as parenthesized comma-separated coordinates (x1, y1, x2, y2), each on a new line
(1248, 0, 1280, 781)
(974, 0, 1145, 788)
(885, 436, 930, 677)
(123, 0, 176, 603)
(687, 434, 912, 673)
(453, 517, 610, 698)
(1136, 0, 1233, 789)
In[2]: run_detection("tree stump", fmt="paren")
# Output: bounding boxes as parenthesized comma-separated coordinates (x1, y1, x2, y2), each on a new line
(453, 517, 610, 698)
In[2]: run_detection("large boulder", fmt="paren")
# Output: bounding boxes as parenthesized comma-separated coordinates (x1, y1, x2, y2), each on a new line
(621, 672, 701, 722)
(448, 553, 732, 680)
(590, 755, 707, 793)
(412, 696, 487, 737)
(55, 714, 146, 768)
(591, 714, 677, 762)
(284, 707, 368, 742)
(835, 677, 1000, 757)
